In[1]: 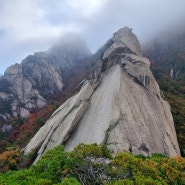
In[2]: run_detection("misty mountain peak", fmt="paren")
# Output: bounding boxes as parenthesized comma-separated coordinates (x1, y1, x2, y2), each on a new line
(103, 27, 142, 60)
(48, 33, 91, 66)
(0, 33, 93, 122)
(52, 33, 88, 48)
(114, 27, 142, 55)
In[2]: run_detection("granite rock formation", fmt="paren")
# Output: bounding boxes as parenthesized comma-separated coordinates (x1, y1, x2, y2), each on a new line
(24, 27, 180, 163)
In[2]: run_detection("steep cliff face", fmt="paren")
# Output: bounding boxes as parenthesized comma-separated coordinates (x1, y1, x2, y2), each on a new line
(0, 35, 91, 123)
(24, 27, 180, 162)
(2, 63, 59, 119)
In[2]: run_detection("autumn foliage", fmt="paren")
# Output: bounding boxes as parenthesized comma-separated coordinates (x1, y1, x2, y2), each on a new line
(10, 105, 55, 147)
(0, 144, 185, 184)
(8, 59, 93, 150)
(0, 149, 20, 172)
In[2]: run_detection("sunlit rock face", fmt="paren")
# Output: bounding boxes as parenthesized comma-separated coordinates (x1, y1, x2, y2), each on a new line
(24, 27, 180, 163)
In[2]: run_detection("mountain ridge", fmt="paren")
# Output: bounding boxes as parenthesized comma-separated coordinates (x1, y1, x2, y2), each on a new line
(0, 34, 91, 130)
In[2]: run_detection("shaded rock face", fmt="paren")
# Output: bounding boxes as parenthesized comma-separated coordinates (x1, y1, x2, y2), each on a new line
(24, 27, 180, 162)
(0, 35, 91, 123)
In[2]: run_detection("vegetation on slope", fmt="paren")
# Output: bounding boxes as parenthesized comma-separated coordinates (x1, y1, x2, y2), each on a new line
(0, 59, 95, 153)
(0, 144, 185, 185)
(155, 76, 185, 156)
(144, 28, 185, 156)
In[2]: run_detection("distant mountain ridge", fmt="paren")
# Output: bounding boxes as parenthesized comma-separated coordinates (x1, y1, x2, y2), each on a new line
(0, 34, 91, 130)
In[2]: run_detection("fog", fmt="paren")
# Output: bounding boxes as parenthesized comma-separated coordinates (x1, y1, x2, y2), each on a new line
(0, 0, 185, 74)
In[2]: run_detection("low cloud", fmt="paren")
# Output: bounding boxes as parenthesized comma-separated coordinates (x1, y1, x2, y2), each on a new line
(0, 0, 185, 73)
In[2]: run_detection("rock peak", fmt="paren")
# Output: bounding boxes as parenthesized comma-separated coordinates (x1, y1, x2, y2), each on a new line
(113, 27, 142, 56)
(116, 26, 132, 34)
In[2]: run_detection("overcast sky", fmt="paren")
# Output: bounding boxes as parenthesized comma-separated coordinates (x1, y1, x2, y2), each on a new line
(0, 0, 185, 74)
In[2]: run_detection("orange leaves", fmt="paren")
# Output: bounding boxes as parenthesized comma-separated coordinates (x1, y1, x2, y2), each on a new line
(111, 152, 185, 183)
(27, 113, 36, 124)
(159, 156, 185, 182)
(0, 149, 20, 172)
(0, 150, 19, 162)
(10, 105, 55, 147)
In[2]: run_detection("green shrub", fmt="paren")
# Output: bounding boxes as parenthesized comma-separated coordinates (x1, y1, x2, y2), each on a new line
(0, 144, 185, 184)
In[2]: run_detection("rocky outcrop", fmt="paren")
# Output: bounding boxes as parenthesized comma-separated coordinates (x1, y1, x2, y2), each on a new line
(0, 62, 60, 120)
(0, 35, 91, 123)
(2, 62, 62, 119)
(24, 27, 180, 162)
